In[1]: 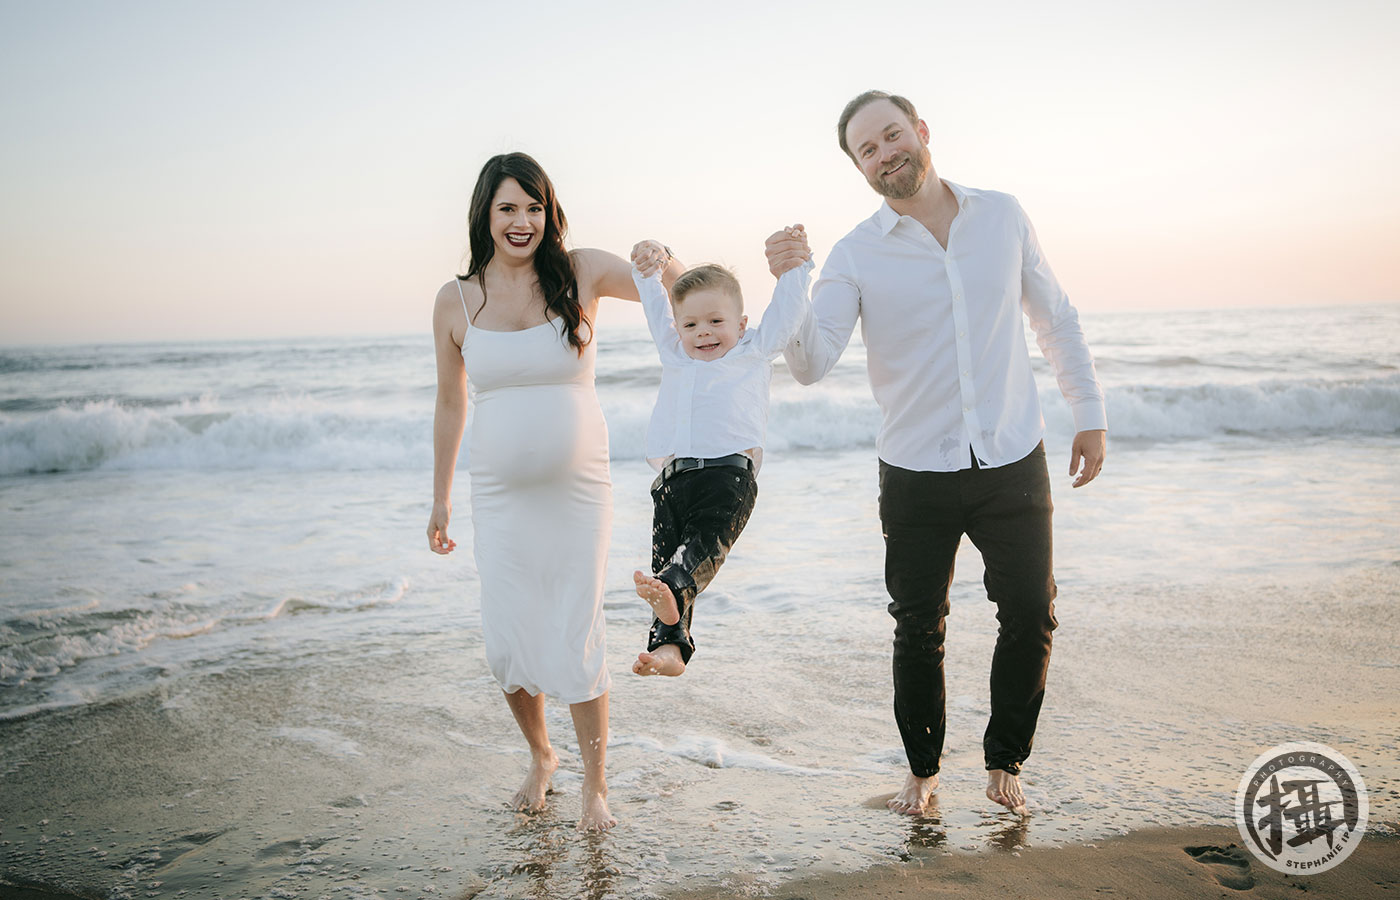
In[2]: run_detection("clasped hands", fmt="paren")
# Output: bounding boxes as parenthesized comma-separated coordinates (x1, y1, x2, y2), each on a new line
(633, 227, 814, 281)
(630, 240, 670, 277)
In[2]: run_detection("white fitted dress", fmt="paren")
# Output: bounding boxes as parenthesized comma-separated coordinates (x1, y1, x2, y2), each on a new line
(458, 291, 612, 704)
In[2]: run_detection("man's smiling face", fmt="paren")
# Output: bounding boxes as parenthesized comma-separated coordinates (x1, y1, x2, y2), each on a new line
(845, 99, 932, 200)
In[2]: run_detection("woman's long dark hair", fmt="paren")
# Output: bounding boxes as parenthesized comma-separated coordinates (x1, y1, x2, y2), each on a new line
(460, 152, 590, 355)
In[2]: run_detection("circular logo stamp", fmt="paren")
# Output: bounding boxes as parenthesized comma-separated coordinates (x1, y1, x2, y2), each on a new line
(1235, 742, 1368, 874)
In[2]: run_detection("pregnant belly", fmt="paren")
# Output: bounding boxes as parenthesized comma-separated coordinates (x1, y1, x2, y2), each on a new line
(469, 386, 606, 486)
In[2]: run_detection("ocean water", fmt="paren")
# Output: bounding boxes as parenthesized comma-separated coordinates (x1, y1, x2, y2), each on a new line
(2, 303, 1398, 898)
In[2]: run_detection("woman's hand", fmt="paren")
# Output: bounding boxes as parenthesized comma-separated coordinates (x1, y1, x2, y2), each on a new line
(630, 239, 671, 277)
(427, 500, 456, 554)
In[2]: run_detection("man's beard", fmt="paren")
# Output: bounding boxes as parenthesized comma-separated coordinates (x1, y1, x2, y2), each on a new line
(869, 144, 931, 200)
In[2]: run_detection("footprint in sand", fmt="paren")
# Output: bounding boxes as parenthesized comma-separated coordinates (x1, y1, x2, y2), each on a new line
(1184, 844, 1255, 891)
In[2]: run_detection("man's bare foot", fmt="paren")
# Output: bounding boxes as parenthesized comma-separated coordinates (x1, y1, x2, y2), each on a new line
(887, 772, 939, 815)
(632, 644, 686, 677)
(634, 570, 680, 625)
(986, 768, 1028, 816)
(577, 776, 617, 832)
(510, 748, 558, 812)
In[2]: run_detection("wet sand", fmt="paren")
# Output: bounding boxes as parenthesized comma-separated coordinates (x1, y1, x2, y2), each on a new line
(2, 659, 1396, 900)
(5, 821, 1396, 899)
(671, 825, 1400, 900)
(2, 457, 1398, 898)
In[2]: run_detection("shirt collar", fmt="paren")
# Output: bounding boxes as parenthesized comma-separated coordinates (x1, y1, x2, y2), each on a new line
(873, 180, 969, 236)
(873, 201, 900, 235)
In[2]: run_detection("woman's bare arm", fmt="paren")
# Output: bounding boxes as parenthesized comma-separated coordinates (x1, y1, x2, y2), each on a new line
(574, 247, 685, 305)
(428, 280, 469, 554)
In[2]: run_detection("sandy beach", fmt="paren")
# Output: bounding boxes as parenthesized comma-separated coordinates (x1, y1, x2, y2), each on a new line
(4, 828, 1398, 900)
(1, 455, 1396, 898)
(669, 826, 1400, 900)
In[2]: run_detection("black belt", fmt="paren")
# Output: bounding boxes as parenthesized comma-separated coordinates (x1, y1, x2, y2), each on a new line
(652, 453, 754, 491)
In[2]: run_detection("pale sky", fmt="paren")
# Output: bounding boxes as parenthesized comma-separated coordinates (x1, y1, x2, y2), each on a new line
(2, 0, 1397, 344)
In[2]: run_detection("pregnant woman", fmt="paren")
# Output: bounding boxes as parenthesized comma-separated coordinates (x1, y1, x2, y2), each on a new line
(427, 152, 679, 832)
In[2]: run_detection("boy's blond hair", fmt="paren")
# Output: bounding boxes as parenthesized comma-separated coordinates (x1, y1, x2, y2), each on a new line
(671, 264, 744, 312)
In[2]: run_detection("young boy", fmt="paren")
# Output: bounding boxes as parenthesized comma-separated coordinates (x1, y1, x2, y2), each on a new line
(628, 230, 813, 677)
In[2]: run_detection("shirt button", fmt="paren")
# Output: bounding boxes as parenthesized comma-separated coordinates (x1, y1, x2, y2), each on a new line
(954, 292, 962, 300)
(958, 331, 965, 337)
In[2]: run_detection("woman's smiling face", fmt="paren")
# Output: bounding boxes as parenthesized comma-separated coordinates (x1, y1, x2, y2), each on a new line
(489, 177, 546, 260)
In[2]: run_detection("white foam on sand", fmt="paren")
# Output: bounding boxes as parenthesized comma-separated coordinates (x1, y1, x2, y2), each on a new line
(0, 608, 219, 688)
(613, 734, 856, 777)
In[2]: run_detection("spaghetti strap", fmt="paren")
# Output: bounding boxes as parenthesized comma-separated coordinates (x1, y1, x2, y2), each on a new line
(454, 277, 470, 326)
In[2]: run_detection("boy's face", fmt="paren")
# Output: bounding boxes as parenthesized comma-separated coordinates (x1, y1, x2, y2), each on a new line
(672, 288, 747, 360)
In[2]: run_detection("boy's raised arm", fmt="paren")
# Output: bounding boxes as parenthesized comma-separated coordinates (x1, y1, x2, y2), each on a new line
(754, 256, 815, 359)
(629, 244, 680, 352)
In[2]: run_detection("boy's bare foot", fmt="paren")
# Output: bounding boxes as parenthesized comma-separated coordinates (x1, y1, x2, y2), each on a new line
(577, 776, 617, 832)
(632, 644, 686, 677)
(634, 570, 680, 626)
(986, 768, 1028, 816)
(887, 772, 938, 815)
(511, 748, 558, 812)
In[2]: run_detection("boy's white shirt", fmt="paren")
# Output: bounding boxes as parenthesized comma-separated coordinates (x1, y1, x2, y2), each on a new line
(634, 260, 815, 472)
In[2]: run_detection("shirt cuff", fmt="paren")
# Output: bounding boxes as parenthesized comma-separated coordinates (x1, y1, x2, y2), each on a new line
(780, 257, 817, 282)
(1069, 401, 1108, 433)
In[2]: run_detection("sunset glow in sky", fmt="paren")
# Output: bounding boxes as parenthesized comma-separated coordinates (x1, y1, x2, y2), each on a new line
(2, 0, 1397, 343)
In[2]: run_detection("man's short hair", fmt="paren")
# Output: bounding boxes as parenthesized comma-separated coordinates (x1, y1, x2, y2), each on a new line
(837, 90, 920, 161)
(671, 264, 744, 311)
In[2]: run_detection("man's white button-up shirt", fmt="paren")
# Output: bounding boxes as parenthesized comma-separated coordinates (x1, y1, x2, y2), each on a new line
(784, 181, 1106, 472)
(636, 261, 814, 471)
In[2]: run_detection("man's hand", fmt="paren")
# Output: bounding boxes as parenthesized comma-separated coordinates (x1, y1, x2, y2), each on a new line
(631, 240, 670, 277)
(764, 224, 811, 277)
(1069, 429, 1106, 488)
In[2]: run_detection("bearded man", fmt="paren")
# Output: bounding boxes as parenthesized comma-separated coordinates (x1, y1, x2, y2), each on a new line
(767, 90, 1107, 815)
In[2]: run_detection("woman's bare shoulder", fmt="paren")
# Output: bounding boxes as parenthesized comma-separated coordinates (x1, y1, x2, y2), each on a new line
(437, 276, 483, 308)
(437, 275, 477, 298)
(433, 278, 479, 336)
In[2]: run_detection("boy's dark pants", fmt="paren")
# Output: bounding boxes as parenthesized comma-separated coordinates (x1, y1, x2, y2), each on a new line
(648, 463, 759, 663)
(878, 442, 1058, 778)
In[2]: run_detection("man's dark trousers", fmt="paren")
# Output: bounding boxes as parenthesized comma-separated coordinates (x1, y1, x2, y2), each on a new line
(878, 442, 1058, 777)
(648, 464, 759, 663)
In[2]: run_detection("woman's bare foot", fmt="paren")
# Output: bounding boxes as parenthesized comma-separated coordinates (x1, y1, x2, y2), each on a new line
(986, 768, 1028, 816)
(632, 644, 686, 677)
(634, 570, 680, 625)
(510, 748, 558, 812)
(577, 776, 617, 832)
(887, 772, 938, 815)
